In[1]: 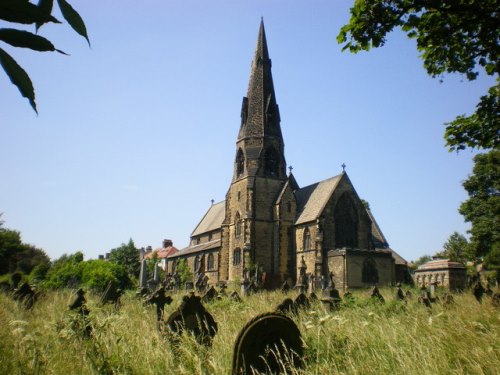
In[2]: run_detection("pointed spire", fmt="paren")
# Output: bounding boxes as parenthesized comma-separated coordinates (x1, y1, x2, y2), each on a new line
(238, 19, 282, 140)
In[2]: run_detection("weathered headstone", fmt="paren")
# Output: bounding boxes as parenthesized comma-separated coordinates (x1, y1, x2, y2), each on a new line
(12, 282, 36, 309)
(294, 293, 310, 310)
(230, 291, 242, 302)
(68, 288, 92, 337)
(321, 273, 341, 311)
(153, 262, 160, 284)
(491, 292, 500, 307)
(280, 280, 290, 294)
(370, 286, 385, 303)
(395, 283, 405, 301)
(147, 287, 173, 321)
(473, 282, 485, 303)
(295, 256, 308, 293)
(100, 281, 122, 308)
(275, 298, 297, 315)
(165, 293, 218, 345)
(202, 285, 218, 303)
(139, 259, 147, 289)
(232, 312, 303, 375)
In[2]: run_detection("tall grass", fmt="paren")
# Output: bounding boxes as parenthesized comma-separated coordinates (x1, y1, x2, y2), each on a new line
(0, 288, 498, 374)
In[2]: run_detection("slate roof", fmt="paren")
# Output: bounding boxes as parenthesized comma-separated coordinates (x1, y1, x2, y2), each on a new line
(191, 201, 225, 237)
(169, 239, 221, 258)
(366, 209, 389, 248)
(295, 174, 343, 225)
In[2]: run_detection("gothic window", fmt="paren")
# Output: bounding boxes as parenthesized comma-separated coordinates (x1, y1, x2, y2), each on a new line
(194, 255, 200, 272)
(264, 147, 279, 177)
(362, 257, 379, 283)
(207, 253, 214, 271)
(235, 212, 242, 237)
(233, 248, 242, 266)
(303, 228, 311, 251)
(334, 193, 358, 248)
(236, 148, 244, 177)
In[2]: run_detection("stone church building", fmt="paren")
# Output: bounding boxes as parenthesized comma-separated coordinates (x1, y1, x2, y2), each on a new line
(165, 21, 407, 290)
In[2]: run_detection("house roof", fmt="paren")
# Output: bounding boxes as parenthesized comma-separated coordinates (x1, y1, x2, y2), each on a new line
(295, 174, 343, 225)
(191, 201, 225, 237)
(144, 246, 178, 259)
(169, 239, 221, 258)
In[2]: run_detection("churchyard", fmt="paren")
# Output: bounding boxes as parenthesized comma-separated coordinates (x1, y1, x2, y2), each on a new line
(1, 285, 499, 374)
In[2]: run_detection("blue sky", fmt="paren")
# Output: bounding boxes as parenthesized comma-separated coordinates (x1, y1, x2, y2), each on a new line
(0, 1, 495, 262)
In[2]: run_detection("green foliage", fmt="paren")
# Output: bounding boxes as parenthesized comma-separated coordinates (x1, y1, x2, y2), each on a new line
(108, 238, 140, 277)
(0, 0, 89, 112)
(175, 258, 193, 285)
(410, 254, 432, 270)
(459, 150, 499, 262)
(338, 0, 499, 152)
(44, 252, 83, 289)
(80, 260, 130, 292)
(435, 231, 472, 263)
(0, 224, 50, 276)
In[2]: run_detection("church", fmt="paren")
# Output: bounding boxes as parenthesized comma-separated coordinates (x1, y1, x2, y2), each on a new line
(164, 21, 408, 290)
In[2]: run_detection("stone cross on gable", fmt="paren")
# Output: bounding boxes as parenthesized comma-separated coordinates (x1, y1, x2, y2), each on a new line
(288, 165, 293, 175)
(341, 163, 346, 172)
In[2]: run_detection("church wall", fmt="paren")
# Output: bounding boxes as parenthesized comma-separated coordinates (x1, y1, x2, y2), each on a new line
(327, 253, 346, 290)
(346, 252, 394, 288)
(295, 224, 320, 277)
(276, 185, 297, 280)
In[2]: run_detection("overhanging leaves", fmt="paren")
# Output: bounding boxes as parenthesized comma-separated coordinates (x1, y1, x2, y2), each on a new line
(36, 0, 55, 31)
(0, 0, 59, 25)
(0, 47, 37, 113)
(57, 0, 90, 46)
(0, 28, 67, 54)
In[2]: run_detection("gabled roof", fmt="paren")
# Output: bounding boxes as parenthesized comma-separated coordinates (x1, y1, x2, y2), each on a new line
(191, 200, 225, 237)
(275, 173, 300, 205)
(366, 208, 389, 248)
(295, 174, 343, 225)
(416, 259, 466, 271)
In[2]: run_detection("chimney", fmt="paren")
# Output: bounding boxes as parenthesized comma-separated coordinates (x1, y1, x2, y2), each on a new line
(163, 239, 173, 248)
(146, 246, 152, 253)
(98, 255, 104, 260)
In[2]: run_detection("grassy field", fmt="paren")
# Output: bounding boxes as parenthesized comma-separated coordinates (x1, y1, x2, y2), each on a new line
(0, 287, 499, 374)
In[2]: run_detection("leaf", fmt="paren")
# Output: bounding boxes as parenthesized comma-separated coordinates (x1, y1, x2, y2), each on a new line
(36, 0, 54, 31)
(0, 0, 59, 25)
(57, 0, 90, 46)
(0, 47, 37, 113)
(0, 28, 67, 54)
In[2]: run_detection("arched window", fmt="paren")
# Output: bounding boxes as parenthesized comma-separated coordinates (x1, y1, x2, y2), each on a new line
(207, 253, 214, 271)
(362, 257, 379, 283)
(236, 148, 244, 177)
(303, 228, 311, 251)
(264, 147, 279, 177)
(235, 212, 242, 237)
(334, 193, 358, 248)
(233, 248, 242, 266)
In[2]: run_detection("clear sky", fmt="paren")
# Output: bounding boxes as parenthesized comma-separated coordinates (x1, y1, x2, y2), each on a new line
(1, 1, 495, 262)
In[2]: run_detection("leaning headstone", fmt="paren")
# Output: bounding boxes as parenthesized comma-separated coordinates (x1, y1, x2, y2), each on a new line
(165, 293, 218, 346)
(232, 312, 303, 375)
(147, 287, 173, 321)
(100, 281, 122, 308)
(321, 276, 341, 311)
(395, 284, 405, 301)
(280, 280, 290, 294)
(139, 259, 147, 289)
(12, 282, 36, 309)
(202, 286, 218, 303)
(491, 292, 500, 308)
(153, 262, 160, 284)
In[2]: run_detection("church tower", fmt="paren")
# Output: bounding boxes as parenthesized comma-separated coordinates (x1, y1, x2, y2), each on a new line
(220, 20, 288, 282)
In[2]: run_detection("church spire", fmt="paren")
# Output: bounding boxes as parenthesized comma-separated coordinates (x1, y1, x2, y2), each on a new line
(238, 19, 282, 140)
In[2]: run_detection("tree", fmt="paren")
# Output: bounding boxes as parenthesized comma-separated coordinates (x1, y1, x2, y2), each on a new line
(175, 258, 193, 285)
(459, 150, 499, 263)
(337, 0, 499, 152)
(434, 231, 471, 263)
(108, 238, 140, 277)
(0, 0, 89, 112)
(410, 254, 432, 271)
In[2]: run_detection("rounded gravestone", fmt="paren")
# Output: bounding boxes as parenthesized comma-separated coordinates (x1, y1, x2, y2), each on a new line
(232, 312, 303, 375)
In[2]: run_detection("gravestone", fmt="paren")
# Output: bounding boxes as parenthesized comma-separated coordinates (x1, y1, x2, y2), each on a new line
(294, 293, 310, 310)
(185, 281, 194, 291)
(11, 273, 22, 289)
(165, 293, 218, 345)
(442, 293, 454, 305)
(370, 286, 385, 303)
(230, 291, 242, 302)
(232, 312, 303, 375)
(139, 259, 147, 289)
(491, 292, 500, 307)
(309, 292, 318, 301)
(395, 284, 405, 301)
(100, 281, 122, 308)
(12, 282, 36, 309)
(280, 280, 290, 294)
(275, 298, 297, 315)
(418, 286, 432, 308)
(0, 281, 11, 293)
(146, 287, 173, 321)
(202, 285, 218, 303)
(473, 282, 485, 303)
(68, 288, 92, 337)
(321, 274, 341, 311)
(295, 256, 308, 293)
